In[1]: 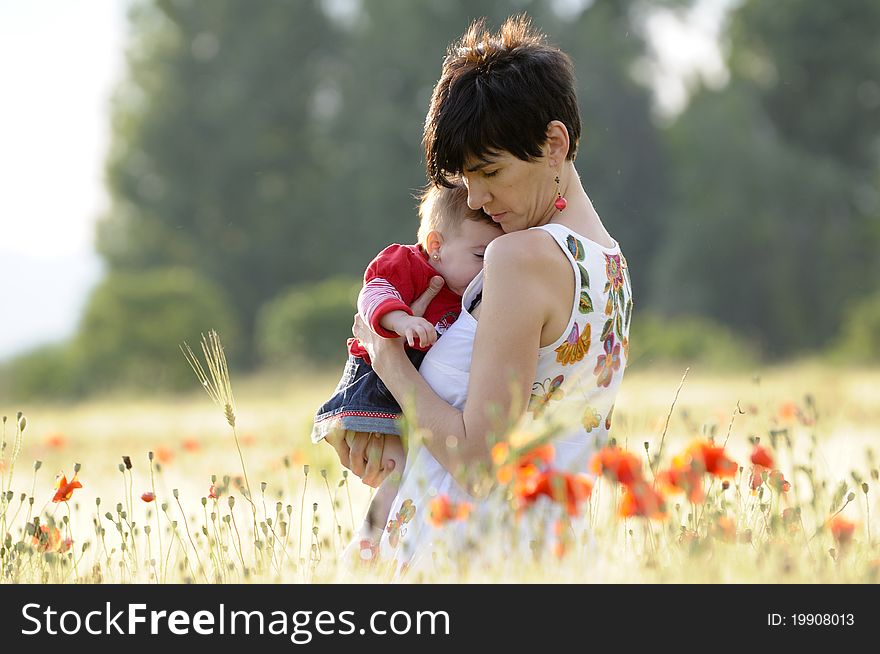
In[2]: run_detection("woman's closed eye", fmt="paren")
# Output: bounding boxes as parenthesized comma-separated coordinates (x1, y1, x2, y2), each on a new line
(483, 169, 499, 178)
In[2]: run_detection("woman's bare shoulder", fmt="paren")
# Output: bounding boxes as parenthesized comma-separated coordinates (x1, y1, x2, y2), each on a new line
(484, 228, 562, 269)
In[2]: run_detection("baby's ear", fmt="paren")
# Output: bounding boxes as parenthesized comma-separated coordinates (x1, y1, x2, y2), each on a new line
(424, 229, 444, 257)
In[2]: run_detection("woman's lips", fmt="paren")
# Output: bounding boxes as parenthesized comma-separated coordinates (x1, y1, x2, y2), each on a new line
(489, 212, 506, 222)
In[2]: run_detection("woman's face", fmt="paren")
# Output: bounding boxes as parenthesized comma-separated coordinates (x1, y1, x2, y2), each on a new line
(461, 151, 557, 232)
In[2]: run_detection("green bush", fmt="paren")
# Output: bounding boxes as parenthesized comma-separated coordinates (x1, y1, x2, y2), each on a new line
(833, 292, 880, 363)
(0, 343, 85, 400)
(627, 311, 758, 370)
(256, 277, 360, 367)
(70, 267, 240, 393)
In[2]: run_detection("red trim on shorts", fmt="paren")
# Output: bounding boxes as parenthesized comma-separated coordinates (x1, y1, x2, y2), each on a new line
(316, 410, 399, 422)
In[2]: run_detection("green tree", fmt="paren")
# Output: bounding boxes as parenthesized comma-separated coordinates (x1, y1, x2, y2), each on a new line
(728, 0, 880, 172)
(98, 0, 336, 361)
(74, 267, 239, 392)
(648, 0, 880, 356)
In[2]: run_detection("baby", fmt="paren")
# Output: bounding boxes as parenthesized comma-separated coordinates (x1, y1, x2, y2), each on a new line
(311, 183, 502, 560)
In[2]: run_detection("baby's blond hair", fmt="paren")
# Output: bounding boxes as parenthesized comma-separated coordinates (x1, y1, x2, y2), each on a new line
(417, 183, 495, 247)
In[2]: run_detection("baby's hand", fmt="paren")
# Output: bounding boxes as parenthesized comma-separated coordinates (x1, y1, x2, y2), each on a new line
(395, 315, 438, 348)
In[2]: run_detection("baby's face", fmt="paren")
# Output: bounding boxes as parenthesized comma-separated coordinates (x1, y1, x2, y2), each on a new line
(434, 219, 504, 295)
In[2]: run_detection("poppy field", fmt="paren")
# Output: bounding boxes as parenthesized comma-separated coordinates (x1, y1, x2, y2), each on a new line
(2, 346, 878, 584)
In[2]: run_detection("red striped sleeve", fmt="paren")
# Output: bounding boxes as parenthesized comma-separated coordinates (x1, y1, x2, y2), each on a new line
(357, 277, 412, 338)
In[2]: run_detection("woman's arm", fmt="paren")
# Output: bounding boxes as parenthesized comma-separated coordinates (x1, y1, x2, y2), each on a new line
(358, 232, 555, 492)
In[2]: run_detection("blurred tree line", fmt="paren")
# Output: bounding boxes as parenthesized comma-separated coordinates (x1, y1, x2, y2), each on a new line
(3, 0, 879, 397)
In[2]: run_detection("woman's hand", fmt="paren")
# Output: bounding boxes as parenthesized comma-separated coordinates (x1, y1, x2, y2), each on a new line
(410, 275, 445, 317)
(346, 431, 393, 488)
(351, 314, 407, 374)
(325, 430, 394, 488)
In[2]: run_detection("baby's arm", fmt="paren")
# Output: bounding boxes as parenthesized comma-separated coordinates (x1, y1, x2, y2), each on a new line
(379, 310, 438, 348)
(358, 245, 438, 346)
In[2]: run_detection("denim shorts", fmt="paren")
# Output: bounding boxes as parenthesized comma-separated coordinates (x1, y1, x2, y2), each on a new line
(311, 350, 426, 443)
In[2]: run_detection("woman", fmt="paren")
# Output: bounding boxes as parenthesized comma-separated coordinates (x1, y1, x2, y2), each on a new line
(331, 15, 633, 575)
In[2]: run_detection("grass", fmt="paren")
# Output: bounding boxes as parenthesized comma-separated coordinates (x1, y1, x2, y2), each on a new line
(1, 356, 878, 583)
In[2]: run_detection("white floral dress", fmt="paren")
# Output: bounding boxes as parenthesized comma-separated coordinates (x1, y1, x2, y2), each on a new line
(377, 223, 633, 579)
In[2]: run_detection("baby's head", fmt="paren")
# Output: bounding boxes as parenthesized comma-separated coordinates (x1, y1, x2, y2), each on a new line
(418, 183, 503, 295)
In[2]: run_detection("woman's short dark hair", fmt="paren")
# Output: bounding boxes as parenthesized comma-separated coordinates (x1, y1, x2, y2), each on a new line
(424, 14, 581, 188)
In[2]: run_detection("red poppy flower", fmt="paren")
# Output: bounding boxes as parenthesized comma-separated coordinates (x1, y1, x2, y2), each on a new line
(711, 516, 737, 543)
(45, 433, 66, 449)
(182, 437, 200, 452)
(32, 525, 72, 554)
(516, 470, 593, 517)
(656, 462, 705, 504)
(768, 469, 791, 493)
(428, 495, 472, 527)
(208, 484, 220, 499)
(52, 472, 82, 503)
(520, 443, 555, 467)
(553, 519, 574, 559)
(778, 402, 798, 423)
(685, 441, 738, 478)
(829, 515, 856, 547)
(494, 442, 555, 485)
(678, 529, 698, 546)
(155, 445, 174, 464)
(141, 492, 156, 503)
(33, 525, 61, 552)
(589, 446, 644, 486)
(618, 481, 666, 520)
(749, 465, 769, 491)
(750, 445, 774, 469)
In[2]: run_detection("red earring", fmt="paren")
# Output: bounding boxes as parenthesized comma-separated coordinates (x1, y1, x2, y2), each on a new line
(554, 175, 567, 212)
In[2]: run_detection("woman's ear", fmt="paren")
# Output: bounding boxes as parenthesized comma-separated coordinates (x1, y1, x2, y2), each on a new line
(425, 230, 444, 259)
(544, 120, 571, 165)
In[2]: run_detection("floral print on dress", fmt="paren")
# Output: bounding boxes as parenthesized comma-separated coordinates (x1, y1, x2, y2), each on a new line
(605, 404, 615, 431)
(582, 406, 601, 432)
(591, 251, 632, 390)
(594, 334, 622, 387)
(554, 322, 591, 365)
(567, 235, 594, 315)
(529, 375, 565, 417)
(386, 499, 415, 548)
(603, 253, 633, 342)
(605, 253, 624, 293)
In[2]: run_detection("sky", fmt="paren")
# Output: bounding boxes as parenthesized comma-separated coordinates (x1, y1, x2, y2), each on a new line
(0, 0, 732, 362)
(0, 0, 128, 360)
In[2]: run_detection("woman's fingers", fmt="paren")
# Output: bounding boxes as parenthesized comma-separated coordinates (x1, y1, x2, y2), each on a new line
(325, 430, 351, 470)
(352, 313, 366, 340)
(361, 434, 385, 487)
(348, 432, 369, 478)
(409, 276, 445, 317)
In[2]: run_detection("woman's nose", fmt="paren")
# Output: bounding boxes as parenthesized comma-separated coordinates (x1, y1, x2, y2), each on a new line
(466, 181, 490, 211)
